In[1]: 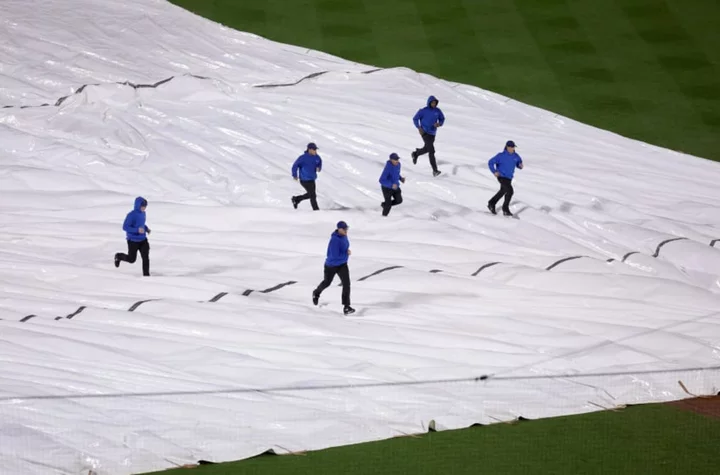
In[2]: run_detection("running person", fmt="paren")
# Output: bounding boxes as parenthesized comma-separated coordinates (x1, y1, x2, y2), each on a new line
(312, 221, 355, 315)
(115, 196, 151, 276)
(487, 140, 524, 217)
(379, 153, 405, 217)
(411, 95, 445, 177)
(291, 142, 322, 210)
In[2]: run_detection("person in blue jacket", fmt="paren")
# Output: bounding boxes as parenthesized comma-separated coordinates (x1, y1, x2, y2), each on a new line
(379, 153, 405, 217)
(291, 142, 322, 210)
(114, 196, 151, 276)
(487, 140, 524, 217)
(312, 221, 355, 315)
(411, 95, 445, 177)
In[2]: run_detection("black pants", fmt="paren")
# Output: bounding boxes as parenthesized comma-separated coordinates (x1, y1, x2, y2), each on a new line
(294, 180, 319, 210)
(314, 263, 350, 306)
(117, 239, 150, 276)
(489, 177, 514, 212)
(381, 186, 403, 216)
(416, 132, 438, 172)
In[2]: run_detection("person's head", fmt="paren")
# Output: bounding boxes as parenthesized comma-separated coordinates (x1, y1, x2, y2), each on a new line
(427, 95, 438, 108)
(505, 140, 517, 154)
(389, 152, 400, 165)
(336, 220, 349, 236)
(134, 196, 148, 212)
(306, 142, 318, 155)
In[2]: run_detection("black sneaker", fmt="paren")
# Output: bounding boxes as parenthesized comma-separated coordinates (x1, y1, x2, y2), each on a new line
(433, 170, 442, 177)
(411, 150, 418, 165)
(291, 197, 299, 209)
(114, 254, 121, 268)
(487, 203, 496, 215)
(312, 292, 319, 306)
(503, 210, 513, 217)
(343, 306, 356, 315)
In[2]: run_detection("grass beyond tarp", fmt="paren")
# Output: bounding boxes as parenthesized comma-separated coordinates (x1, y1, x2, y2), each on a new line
(144, 403, 720, 474)
(171, 0, 720, 161)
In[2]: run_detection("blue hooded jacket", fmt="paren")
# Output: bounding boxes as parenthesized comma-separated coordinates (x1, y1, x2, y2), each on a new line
(292, 152, 322, 181)
(488, 150, 523, 179)
(123, 196, 150, 242)
(412, 96, 445, 136)
(325, 231, 349, 267)
(379, 160, 403, 189)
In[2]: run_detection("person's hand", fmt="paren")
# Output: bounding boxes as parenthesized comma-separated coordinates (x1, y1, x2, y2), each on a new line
(392, 184, 398, 190)
(293, 176, 298, 181)
(139, 227, 145, 234)
(435, 122, 441, 128)
(146, 228, 151, 235)
(418, 127, 424, 135)
(494, 171, 500, 177)
(347, 249, 352, 256)
(400, 177, 406, 183)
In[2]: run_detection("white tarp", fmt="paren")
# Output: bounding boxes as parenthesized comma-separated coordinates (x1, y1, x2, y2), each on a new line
(1, 0, 719, 474)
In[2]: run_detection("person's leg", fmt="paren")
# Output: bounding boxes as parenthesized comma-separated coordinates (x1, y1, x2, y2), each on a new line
(501, 179, 514, 213)
(337, 264, 351, 307)
(139, 240, 150, 276)
(416, 132, 430, 157)
(295, 181, 312, 204)
(392, 188, 403, 207)
(381, 186, 393, 216)
(306, 180, 319, 210)
(314, 266, 337, 298)
(425, 134, 438, 173)
(117, 240, 140, 263)
(488, 177, 507, 210)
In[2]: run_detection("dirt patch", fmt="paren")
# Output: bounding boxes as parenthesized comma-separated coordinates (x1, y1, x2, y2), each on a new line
(666, 394, 720, 420)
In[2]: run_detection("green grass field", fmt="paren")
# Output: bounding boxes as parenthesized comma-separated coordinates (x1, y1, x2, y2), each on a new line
(144, 402, 720, 474)
(171, 0, 720, 161)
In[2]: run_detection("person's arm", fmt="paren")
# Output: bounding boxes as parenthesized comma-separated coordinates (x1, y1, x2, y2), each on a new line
(316, 156, 322, 173)
(380, 162, 391, 184)
(393, 167, 401, 187)
(437, 109, 445, 127)
(413, 109, 422, 128)
(291, 157, 301, 180)
(517, 155, 524, 169)
(122, 213, 135, 233)
(413, 109, 424, 134)
(488, 154, 499, 175)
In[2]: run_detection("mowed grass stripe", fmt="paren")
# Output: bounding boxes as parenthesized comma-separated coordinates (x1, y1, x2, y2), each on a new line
(413, 0, 494, 78)
(170, 0, 720, 161)
(362, 1, 440, 71)
(567, 0, 700, 152)
(458, 0, 574, 114)
(262, 0, 325, 51)
(620, 0, 720, 134)
(664, 0, 720, 70)
(511, 0, 615, 115)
